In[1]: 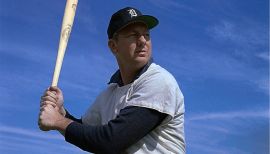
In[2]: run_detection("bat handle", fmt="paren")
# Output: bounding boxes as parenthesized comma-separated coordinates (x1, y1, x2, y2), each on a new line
(51, 49, 64, 87)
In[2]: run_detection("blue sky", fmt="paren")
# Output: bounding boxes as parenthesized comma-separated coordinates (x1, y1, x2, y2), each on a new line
(0, 0, 269, 154)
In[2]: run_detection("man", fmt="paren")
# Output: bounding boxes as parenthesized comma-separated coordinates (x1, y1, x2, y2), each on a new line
(39, 7, 185, 154)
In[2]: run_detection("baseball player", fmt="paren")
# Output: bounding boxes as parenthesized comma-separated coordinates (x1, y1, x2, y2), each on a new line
(38, 7, 185, 154)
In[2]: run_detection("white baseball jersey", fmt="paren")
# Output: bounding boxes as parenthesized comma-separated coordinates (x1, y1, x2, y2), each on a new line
(82, 63, 185, 154)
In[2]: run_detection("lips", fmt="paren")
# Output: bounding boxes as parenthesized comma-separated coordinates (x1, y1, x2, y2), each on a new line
(135, 50, 147, 57)
(135, 49, 147, 53)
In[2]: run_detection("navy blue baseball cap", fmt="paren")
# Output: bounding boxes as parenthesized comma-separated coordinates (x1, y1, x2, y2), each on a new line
(107, 7, 159, 39)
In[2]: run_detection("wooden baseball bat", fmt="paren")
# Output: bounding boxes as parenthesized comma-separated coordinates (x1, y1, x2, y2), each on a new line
(51, 0, 78, 86)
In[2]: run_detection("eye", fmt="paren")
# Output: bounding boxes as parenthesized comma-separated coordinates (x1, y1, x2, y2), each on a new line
(125, 32, 150, 40)
(144, 33, 150, 40)
(127, 33, 138, 38)
(145, 33, 150, 37)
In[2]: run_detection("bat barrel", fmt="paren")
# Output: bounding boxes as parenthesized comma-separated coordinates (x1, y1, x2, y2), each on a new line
(51, 0, 78, 86)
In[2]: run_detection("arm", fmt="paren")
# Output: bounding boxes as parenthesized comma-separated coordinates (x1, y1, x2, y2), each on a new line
(64, 106, 167, 153)
(38, 87, 167, 153)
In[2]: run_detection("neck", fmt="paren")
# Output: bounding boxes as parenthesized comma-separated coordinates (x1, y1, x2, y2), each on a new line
(116, 58, 151, 86)
(119, 66, 139, 85)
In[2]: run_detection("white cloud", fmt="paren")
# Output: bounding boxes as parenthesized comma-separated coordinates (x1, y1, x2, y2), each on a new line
(157, 44, 250, 80)
(207, 20, 268, 46)
(155, 18, 268, 94)
(253, 78, 269, 94)
(256, 52, 269, 61)
(0, 44, 55, 65)
(185, 109, 269, 153)
(146, 0, 195, 13)
(188, 109, 269, 121)
(0, 125, 62, 140)
(209, 20, 239, 41)
(0, 124, 87, 154)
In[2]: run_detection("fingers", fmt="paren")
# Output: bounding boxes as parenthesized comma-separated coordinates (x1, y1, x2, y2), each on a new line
(40, 92, 57, 107)
(38, 105, 55, 131)
(49, 86, 62, 95)
(43, 86, 62, 97)
(41, 96, 57, 104)
(40, 101, 57, 108)
(41, 88, 58, 107)
(38, 103, 62, 132)
(42, 86, 63, 101)
(38, 109, 49, 131)
(42, 90, 57, 100)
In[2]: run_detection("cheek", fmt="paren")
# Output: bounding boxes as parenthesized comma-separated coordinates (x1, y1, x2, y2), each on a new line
(129, 43, 137, 52)
(118, 40, 136, 51)
(117, 43, 135, 58)
(148, 43, 152, 51)
(122, 43, 137, 56)
(147, 42, 152, 53)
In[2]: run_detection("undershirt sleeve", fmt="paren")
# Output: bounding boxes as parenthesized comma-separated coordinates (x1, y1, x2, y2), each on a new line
(65, 109, 82, 124)
(65, 106, 167, 153)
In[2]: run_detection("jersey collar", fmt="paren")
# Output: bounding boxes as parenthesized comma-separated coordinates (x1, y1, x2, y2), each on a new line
(108, 58, 153, 86)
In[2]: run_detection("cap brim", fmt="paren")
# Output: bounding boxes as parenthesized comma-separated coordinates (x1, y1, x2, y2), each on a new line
(115, 15, 159, 34)
(134, 15, 159, 29)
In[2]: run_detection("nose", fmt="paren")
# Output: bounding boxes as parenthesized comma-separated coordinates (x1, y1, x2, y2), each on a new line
(137, 35, 147, 47)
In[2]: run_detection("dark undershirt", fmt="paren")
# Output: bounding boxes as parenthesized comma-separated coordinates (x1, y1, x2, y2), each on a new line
(65, 110, 82, 123)
(64, 106, 167, 153)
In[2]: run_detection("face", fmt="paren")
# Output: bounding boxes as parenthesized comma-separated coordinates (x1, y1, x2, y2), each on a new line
(108, 22, 152, 70)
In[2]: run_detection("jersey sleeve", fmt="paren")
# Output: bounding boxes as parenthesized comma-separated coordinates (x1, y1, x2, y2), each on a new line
(81, 98, 102, 126)
(124, 67, 184, 124)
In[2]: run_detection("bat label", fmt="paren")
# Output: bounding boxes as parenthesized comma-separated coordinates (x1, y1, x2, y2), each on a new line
(72, 3, 77, 12)
(62, 24, 71, 43)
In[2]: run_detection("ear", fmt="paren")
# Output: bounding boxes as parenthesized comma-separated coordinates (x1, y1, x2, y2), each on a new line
(108, 39, 118, 54)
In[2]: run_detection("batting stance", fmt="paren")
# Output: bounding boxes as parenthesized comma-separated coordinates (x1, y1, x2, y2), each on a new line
(38, 7, 185, 154)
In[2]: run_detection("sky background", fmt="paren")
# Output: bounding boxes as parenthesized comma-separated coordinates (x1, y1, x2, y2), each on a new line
(0, 0, 269, 154)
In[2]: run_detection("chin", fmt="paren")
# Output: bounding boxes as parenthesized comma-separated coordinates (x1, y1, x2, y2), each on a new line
(134, 56, 149, 67)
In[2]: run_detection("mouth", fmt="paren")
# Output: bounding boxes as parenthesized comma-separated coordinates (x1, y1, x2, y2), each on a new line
(135, 50, 148, 57)
(135, 49, 147, 53)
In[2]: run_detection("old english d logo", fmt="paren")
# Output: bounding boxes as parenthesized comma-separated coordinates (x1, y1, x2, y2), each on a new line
(128, 9, 137, 18)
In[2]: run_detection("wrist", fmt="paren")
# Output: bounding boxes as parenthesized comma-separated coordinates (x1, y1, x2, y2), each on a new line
(55, 116, 73, 133)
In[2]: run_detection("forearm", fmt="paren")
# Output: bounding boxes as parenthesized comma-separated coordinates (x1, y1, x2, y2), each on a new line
(55, 117, 73, 136)
(64, 106, 167, 153)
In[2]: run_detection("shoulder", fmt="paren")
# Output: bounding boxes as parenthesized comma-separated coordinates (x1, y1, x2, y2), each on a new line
(126, 63, 184, 117)
(134, 63, 180, 90)
(88, 83, 118, 109)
